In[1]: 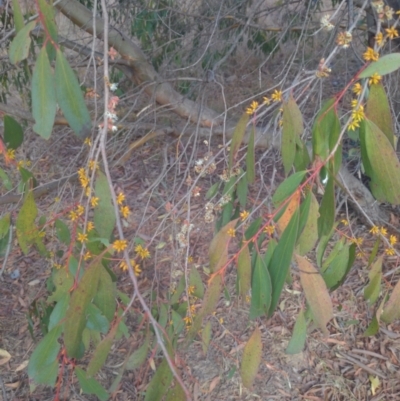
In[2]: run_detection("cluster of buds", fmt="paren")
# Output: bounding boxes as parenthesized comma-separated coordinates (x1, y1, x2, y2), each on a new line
(336, 31, 352, 48)
(320, 14, 334, 31)
(219, 166, 241, 182)
(176, 220, 194, 248)
(194, 152, 216, 175)
(205, 202, 215, 223)
(315, 58, 331, 78)
(372, 0, 394, 21)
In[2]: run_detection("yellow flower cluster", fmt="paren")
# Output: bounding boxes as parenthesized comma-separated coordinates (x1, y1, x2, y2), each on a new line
(135, 244, 150, 259)
(363, 47, 379, 62)
(348, 103, 365, 131)
(369, 226, 397, 257)
(245, 90, 282, 115)
(119, 259, 142, 276)
(116, 192, 130, 218)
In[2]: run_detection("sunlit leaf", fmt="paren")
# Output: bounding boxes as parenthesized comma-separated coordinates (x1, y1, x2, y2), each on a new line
(240, 327, 262, 388)
(296, 255, 333, 336)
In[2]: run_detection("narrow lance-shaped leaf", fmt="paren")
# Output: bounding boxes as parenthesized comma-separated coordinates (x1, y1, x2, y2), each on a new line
(12, 0, 24, 32)
(64, 261, 102, 358)
(318, 176, 335, 238)
(16, 191, 45, 255)
(321, 240, 350, 289)
(94, 171, 116, 241)
(27, 326, 62, 387)
(312, 98, 335, 160)
(297, 191, 319, 255)
(364, 255, 383, 305)
(246, 126, 255, 183)
(237, 244, 251, 298)
(240, 327, 262, 388)
(87, 323, 118, 377)
(209, 219, 238, 273)
(38, 0, 58, 62)
(359, 53, 400, 78)
(75, 368, 109, 401)
(268, 208, 299, 316)
(364, 119, 400, 204)
(249, 253, 272, 319)
(144, 358, 174, 401)
(55, 49, 92, 139)
(296, 254, 333, 336)
(229, 113, 249, 169)
(277, 190, 300, 233)
(381, 278, 400, 323)
(32, 46, 57, 139)
(272, 170, 307, 207)
(9, 21, 37, 64)
(186, 274, 222, 345)
(282, 96, 303, 175)
(285, 309, 307, 354)
(366, 82, 394, 147)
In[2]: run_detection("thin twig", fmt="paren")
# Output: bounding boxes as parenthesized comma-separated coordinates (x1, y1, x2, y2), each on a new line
(337, 351, 387, 379)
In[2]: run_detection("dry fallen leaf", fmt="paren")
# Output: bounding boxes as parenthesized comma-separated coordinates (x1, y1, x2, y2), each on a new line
(0, 349, 11, 365)
(208, 376, 221, 392)
(14, 359, 29, 372)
